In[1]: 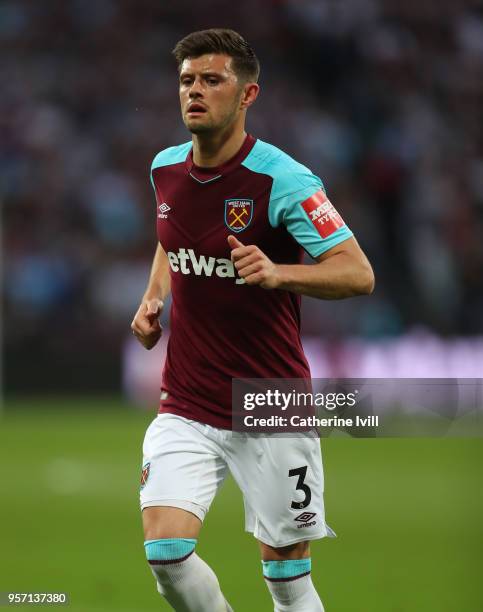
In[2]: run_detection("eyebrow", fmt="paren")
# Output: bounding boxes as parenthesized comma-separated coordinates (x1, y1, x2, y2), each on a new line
(179, 70, 226, 79)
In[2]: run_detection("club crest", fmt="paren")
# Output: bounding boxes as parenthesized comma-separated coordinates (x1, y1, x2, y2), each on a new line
(140, 462, 150, 489)
(225, 199, 253, 233)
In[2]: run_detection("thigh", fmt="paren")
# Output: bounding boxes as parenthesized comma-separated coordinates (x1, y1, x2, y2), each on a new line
(140, 413, 228, 524)
(227, 433, 335, 547)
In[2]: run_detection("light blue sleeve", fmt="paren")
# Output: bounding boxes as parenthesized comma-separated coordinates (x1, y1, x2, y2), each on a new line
(270, 179, 353, 258)
(242, 140, 353, 258)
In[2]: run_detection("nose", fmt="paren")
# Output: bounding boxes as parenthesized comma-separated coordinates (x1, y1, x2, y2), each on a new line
(188, 77, 203, 98)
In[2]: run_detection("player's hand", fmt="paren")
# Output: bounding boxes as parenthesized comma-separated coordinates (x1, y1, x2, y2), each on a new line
(228, 235, 280, 289)
(131, 298, 163, 350)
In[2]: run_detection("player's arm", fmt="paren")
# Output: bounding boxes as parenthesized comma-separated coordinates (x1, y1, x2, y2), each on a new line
(229, 174, 375, 299)
(228, 235, 374, 299)
(286, 236, 374, 298)
(131, 243, 171, 349)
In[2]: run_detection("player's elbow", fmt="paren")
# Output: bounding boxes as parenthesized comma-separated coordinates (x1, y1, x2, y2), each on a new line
(356, 262, 375, 296)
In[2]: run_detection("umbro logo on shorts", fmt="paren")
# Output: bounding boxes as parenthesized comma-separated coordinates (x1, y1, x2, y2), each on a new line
(294, 512, 317, 528)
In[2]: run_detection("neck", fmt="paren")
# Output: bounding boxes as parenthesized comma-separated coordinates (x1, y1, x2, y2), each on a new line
(192, 123, 247, 168)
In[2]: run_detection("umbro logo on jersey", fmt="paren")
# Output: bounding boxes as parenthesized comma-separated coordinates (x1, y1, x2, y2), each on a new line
(225, 199, 253, 233)
(294, 512, 317, 528)
(158, 202, 171, 219)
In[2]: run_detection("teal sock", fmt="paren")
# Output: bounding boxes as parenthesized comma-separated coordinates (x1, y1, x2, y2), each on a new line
(145, 538, 232, 611)
(263, 558, 324, 612)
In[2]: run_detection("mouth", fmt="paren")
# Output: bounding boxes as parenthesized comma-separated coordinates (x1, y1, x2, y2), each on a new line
(186, 103, 207, 116)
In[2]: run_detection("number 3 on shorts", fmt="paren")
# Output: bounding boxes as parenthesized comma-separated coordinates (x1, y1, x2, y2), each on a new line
(288, 465, 312, 510)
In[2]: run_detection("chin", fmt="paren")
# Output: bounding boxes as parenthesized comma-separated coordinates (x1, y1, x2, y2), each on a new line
(186, 122, 215, 135)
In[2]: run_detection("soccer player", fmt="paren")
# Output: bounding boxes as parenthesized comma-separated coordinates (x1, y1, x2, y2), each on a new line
(131, 28, 374, 611)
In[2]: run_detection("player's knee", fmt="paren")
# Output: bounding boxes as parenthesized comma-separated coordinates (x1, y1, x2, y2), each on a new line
(260, 540, 309, 561)
(142, 506, 202, 541)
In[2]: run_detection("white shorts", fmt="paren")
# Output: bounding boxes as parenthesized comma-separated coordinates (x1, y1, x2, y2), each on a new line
(140, 413, 336, 548)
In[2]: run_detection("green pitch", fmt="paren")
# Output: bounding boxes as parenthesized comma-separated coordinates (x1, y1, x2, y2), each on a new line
(0, 398, 482, 611)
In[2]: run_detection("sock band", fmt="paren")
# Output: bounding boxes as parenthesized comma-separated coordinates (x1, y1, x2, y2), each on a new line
(262, 558, 312, 582)
(145, 538, 197, 565)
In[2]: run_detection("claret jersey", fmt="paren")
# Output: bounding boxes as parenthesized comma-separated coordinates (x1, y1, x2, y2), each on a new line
(150, 134, 353, 428)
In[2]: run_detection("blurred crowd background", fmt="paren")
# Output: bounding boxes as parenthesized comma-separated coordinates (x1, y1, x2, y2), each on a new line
(2, 0, 483, 395)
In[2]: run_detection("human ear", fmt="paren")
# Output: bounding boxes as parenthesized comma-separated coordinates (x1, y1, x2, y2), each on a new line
(240, 82, 259, 109)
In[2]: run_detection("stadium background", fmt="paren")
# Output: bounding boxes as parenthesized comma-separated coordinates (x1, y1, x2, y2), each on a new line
(1, 1, 482, 610)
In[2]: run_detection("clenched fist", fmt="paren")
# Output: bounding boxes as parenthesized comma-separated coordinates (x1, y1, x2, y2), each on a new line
(131, 298, 164, 350)
(228, 235, 280, 289)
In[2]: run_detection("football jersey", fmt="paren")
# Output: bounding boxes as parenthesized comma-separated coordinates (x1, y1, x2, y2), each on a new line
(150, 134, 353, 428)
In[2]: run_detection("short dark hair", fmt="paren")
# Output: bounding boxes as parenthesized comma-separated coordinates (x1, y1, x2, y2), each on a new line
(172, 28, 260, 83)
